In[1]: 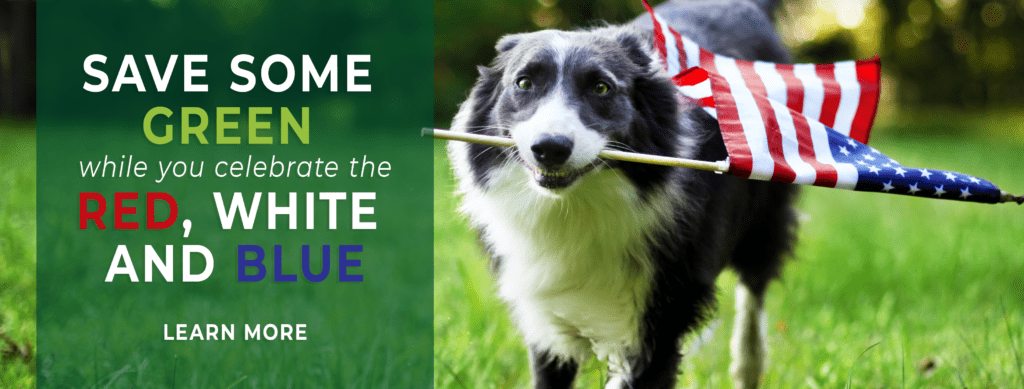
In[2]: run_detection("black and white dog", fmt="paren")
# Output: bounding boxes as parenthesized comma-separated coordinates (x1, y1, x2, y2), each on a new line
(447, 1, 797, 387)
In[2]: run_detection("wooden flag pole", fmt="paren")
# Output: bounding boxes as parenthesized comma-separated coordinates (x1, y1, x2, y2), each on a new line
(423, 128, 1022, 205)
(1000, 191, 1024, 205)
(423, 128, 730, 173)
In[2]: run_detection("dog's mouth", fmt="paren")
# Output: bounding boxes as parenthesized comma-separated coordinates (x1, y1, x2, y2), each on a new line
(522, 160, 599, 190)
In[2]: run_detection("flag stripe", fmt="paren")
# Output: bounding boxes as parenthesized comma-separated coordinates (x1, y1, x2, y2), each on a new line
(851, 57, 881, 144)
(832, 61, 861, 137)
(675, 67, 711, 88)
(674, 67, 716, 108)
(668, 27, 688, 73)
(814, 63, 841, 129)
(772, 64, 841, 186)
(792, 64, 824, 122)
(716, 57, 776, 181)
(644, 0, 669, 72)
(792, 106, 839, 186)
(774, 64, 805, 115)
(754, 62, 788, 105)
(753, 62, 819, 184)
(683, 36, 700, 69)
(736, 60, 796, 183)
(809, 119, 858, 190)
(699, 45, 715, 70)
(659, 16, 681, 75)
(704, 61, 754, 178)
(769, 99, 821, 185)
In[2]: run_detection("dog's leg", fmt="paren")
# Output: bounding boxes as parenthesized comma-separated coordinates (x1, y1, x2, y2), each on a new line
(530, 347, 578, 389)
(727, 182, 798, 388)
(602, 352, 638, 389)
(609, 343, 682, 389)
(729, 283, 767, 389)
(606, 280, 716, 389)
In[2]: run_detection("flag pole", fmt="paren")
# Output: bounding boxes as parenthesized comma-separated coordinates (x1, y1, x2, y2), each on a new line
(1000, 191, 1024, 205)
(423, 128, 1022, 205)
(423, 128, 730, 173)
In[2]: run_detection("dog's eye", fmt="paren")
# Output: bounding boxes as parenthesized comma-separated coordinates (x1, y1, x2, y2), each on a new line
(593, 82, 611, 95)
(516, 77, 533, 90)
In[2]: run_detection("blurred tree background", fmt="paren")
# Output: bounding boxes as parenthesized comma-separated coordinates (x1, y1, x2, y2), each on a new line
(0, 0, 35, 119)
(435, 0, 1024, 128)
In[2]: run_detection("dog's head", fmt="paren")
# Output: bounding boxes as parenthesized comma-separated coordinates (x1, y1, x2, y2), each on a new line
(454, 26, 684, 196)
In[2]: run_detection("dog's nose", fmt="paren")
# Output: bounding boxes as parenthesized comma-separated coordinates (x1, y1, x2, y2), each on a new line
(531, 135, 573, 169)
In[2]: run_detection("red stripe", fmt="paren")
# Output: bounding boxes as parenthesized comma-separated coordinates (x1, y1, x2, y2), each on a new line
(704, 61, 754, 179)
(790, 110, 839, 187)
(699, 47, 715, 70)
(774, 64, 804, 113)
(735, 60, 795, 183)
(851, 57, 881, 144)
(643, 0, 668, 69)
(815, 63, 841, 128)
(673, 67, 715, 107)
(647, 0, 688, 72)
(674, 67, 708, 86)
(775, 64, 838, 186)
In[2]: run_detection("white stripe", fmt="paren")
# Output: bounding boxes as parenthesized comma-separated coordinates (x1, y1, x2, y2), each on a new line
(831, 61, 860, 136)
(716, 57, 775, 181)
(753, 61, 788, 107)
(793, 64, 824, 122)
(807, 120, 859, 189)
(678, 80, 711, 100)
(657, 15, 681, 75)
(767, 99, 817, 184)
(682, 35, 701, 69)
(756, 64, 817, 184)
(703, 107, 718, 118)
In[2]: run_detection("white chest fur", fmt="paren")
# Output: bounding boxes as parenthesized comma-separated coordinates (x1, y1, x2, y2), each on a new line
(458, 164, 676, 371)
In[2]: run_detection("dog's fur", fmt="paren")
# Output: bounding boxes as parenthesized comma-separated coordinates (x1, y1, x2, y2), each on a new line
(447, 1, 797, 388)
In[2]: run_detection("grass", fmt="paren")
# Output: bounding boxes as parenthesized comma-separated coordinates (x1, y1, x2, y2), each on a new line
(0, 123, 37, 389)
(433, 124, 1024, 388)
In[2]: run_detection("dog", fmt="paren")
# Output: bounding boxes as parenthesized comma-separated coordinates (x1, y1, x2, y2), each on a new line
(446, 1, 796, 387)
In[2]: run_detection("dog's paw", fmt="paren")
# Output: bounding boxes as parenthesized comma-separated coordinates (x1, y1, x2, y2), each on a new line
(729, 359, 762, 389)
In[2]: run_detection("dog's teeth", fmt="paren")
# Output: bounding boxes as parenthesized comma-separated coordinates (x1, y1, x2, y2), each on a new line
(533, 167, 586, 182)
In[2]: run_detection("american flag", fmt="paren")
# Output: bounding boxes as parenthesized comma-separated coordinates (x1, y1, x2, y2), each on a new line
(643, 0, 1006, 204)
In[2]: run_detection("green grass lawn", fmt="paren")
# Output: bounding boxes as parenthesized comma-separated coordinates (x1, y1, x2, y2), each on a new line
(433, 129, 1024, 388)
(0, 124, 37, 389)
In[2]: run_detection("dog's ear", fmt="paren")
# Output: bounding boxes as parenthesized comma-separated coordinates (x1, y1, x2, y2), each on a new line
(462, 43, 513, 187)
(631, 73, 679, 141)
(467, 62, 505, 134)
(617, 70, 682, 194)
(496, 33, 526, 53)
(477, 65, 495, 77)
(616, 30, 653, 70)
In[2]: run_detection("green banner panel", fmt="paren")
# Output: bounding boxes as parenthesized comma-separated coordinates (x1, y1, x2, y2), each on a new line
(37, 1, 432, 387)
